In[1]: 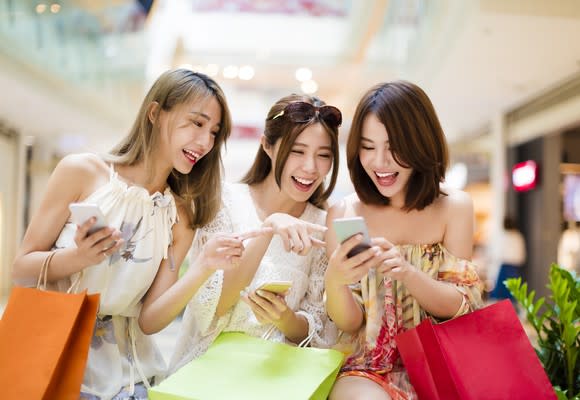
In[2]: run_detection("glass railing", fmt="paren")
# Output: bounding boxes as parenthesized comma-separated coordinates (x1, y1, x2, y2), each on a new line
(0, 0, 149, 112)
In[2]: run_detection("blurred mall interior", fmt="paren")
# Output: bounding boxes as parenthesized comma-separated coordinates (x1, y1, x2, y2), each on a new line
(1, 0, 580, 303)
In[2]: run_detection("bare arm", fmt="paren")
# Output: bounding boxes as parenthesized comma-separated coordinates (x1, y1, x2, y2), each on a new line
(12, 154, 122, 285)
(139, 207, 270, 334)
(378, 191, 475, 319)
(138, 206, 198, 334)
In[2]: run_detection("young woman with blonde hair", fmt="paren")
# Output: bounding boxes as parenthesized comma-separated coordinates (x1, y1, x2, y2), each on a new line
(12, 69, 250, 399)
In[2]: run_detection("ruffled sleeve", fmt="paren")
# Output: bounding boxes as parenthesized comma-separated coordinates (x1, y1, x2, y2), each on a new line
(295, 246, 337, 348)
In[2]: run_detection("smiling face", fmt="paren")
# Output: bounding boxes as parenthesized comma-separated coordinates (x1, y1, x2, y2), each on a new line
(155, 95, 222, 175)
(267, 122, 333, 203)
(358, 113, 412, 206)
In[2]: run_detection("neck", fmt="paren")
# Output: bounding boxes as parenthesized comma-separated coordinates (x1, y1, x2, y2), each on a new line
(116, 160, 171, 195)
(250, 174, 306, 219)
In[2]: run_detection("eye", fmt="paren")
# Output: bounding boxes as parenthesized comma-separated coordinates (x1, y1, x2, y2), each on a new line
(318, 153, 332, 159)
(290, 149, 304, 154)
(193, 121, 203, 128)
(210, 130, 219, 137)
(361, 145, 374, 150)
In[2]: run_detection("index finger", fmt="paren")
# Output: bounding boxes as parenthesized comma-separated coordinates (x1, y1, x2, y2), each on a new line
(75, 217, 96, 238)
(306, 222, 328, 233)
(237, 227, 273, 241)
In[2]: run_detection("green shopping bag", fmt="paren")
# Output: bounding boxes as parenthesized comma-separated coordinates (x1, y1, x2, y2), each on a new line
(149, 332, 344, 400)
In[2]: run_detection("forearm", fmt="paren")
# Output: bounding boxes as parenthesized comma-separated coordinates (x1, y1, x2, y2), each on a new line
(402, 269, 463, 318)
(276, 312, 309, 344)
(324, 282, 364, 333)
(139, 264, 214, 334)
(12, 248, 87, 285)
(216, 232, 273, 316)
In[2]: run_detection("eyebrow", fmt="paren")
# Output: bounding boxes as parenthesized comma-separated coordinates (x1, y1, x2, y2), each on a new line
(361, 136, 388, 143)
(189, 111, 211, 121)
(292, 142, 332, 151)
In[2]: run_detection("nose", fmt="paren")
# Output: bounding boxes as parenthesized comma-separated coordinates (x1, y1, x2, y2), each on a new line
(195, 130, 214, 153)
(302, 154, 317, 173)
(371, 147, 390, 169)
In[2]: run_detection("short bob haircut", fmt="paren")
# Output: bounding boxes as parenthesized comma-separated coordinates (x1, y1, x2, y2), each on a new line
(107, 69, 232, 228)
(347, 81, 448, 211)
(241, 94, 340, 209)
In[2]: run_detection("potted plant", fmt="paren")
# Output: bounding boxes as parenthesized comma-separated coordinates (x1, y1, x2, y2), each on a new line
(505, 264, 579, 400)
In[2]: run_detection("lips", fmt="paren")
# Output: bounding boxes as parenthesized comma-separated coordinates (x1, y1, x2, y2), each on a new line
(375, 171, 398, 186)
(292, 176, 315, 192)
(183, 149, 201, 165)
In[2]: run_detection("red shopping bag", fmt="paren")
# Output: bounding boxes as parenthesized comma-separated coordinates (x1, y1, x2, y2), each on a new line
(0, 286, 99, 399)
(395, 300, 556, 400)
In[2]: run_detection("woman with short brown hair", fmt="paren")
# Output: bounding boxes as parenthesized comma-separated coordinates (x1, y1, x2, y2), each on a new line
(325, 81, 483, 400)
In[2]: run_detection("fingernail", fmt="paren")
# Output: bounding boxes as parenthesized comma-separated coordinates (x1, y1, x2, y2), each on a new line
(256, 290, 265, 296)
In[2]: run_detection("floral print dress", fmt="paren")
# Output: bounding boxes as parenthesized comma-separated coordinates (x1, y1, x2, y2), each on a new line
(50, 165, 177, 400)
(335, 243, 483, 400)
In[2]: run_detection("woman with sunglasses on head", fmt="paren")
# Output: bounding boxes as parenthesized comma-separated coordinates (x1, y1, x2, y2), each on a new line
(11, 69, 256, 400)
(170, 94, 342, 372)
(324, 81, 483, 400)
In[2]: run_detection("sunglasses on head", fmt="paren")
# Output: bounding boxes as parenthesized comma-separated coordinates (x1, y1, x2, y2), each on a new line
(270, 102, 342, 128)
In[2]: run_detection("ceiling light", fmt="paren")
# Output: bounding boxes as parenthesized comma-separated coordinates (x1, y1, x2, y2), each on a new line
(223, 65, 238, 79)
(35, 3, 47, 13)
(300, 79, 318, 94)
(205, 64, 219, 77)
(295, 67, 312, 82)
(50, 3, 60, 13)
(238, 65, 255, 80)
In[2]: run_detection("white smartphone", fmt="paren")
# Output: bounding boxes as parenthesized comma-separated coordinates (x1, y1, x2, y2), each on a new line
(333, 217, 372, 258)
(257, 281, 293, 295)
(69, 203, 109, 234)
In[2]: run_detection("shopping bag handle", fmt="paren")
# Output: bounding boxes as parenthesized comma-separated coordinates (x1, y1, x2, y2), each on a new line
(36, 251, 56, 290)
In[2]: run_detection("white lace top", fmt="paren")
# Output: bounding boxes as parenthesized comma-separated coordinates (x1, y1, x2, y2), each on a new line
(51, 165, 177, 399)
(169, 183, 336, 372)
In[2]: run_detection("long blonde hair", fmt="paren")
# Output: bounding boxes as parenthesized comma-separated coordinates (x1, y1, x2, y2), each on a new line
(106, 69, 232, 228)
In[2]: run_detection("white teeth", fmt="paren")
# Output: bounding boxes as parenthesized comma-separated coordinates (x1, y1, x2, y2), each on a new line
(294, 177, 314, 185)
(376, 171, 396, 178)
(184, 149, 201, 160)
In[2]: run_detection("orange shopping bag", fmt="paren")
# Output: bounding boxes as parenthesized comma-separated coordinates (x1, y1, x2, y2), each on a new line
(0, 253, 99, 400)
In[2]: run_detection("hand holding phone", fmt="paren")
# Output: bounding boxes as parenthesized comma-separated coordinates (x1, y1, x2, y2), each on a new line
(333, 217, 372, 258)
(69, 203, 109, 234)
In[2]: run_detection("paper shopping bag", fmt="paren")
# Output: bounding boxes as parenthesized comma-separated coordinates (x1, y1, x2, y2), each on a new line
(149, 332, 344, 400)
(0, 286, 99, 400)
(395, 300, 556, 400)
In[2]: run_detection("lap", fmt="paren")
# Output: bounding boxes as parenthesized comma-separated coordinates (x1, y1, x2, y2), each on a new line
(329, 375, 392, 400)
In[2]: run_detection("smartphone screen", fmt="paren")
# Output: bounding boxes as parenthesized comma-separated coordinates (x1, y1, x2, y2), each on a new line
(333, 217, 372, 258)
(69, 203, 108, 234)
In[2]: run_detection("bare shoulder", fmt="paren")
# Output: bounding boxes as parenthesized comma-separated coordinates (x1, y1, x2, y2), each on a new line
(437, 189, 473, 216)
(54, 153, 108, 180)
(51, 153, 109, 198)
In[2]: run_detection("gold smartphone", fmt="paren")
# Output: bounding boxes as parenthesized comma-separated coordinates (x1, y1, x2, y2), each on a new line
(257, 281, 293, 294)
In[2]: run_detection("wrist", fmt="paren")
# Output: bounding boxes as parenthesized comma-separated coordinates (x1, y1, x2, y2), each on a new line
(400, 262, 418, 285)
(60, 247, 88, 271)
